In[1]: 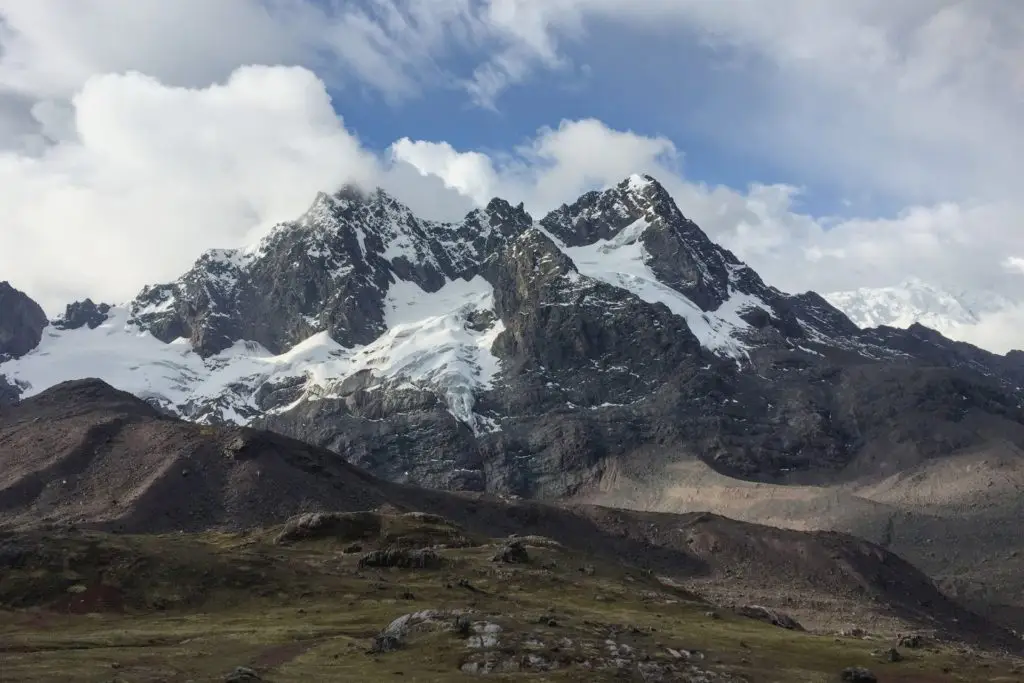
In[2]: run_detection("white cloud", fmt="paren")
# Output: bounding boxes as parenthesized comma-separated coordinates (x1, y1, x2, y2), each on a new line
(0, 0, 486, 136)
(954, 306, 1024, 356)
(390, 139, 501, 208)
(3, 64, 1023, 354)
(0, 0, 314, 98)
(1, 2, 1022, 353)
(3, 2, 1020, 204)
(0, 66, 379, 310)
(0, 64, 482, 314)
(391, 117, 1024, 351)
(392, 118, 678, 213)
(1003, 256, 1024, 276)
(468, 1, 1024, 204)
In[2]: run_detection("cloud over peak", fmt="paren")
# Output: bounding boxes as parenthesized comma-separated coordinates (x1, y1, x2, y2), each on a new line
(0, 1, 1022, 352)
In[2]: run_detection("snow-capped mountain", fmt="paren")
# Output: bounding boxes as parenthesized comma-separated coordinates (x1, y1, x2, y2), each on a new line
(825, 278, 1013, 339)
(3, 176, 1024, 495)
(1, 175, 819, 427)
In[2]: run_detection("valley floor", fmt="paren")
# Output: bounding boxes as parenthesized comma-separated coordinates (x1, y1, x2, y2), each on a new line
(580, 449, 1024, 631)
(1, 519, 1021, 682)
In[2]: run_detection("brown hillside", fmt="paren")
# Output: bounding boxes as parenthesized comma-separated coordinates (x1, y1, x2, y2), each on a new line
(0, 378, 1018, 651)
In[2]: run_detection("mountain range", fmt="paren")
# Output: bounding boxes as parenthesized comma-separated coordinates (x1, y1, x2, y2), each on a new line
(3, 174, 1023, 486)
(4, 175, 1024, 625)
(825, 277, 1017, 346)
(2, 175, 1024, 485)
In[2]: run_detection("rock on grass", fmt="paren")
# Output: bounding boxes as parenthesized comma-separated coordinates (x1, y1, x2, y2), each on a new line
(358, 547, 443, 569)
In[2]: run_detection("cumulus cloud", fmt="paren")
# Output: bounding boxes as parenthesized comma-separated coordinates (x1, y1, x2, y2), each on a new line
(1003, 257, 1024, 276)
(0, 64, 480, 313)
(392, 117, 1024, 351)
(954, 306, 1024, 356)
(0, 0, 318, 99)
(476, 2, 1024, 205)
(0, 66, 378, 309)
(1, 1, 1022, 353)
(0, 0, 484, 142)
(3, 1, 1020, 204)
(391, 118, 678, 213)
(2, 63, 1023, 355)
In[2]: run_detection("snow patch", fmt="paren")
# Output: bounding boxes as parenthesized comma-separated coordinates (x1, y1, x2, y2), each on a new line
(626, 174, 653, 192)
(561, 219, 759, 359)
(1, 277, 505, 433)
(825, 278, 1005, 333)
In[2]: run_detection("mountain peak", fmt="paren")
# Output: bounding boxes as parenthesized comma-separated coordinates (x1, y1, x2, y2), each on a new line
(621, 173, 658, 194)
(330, 182, 374, 204)
(618, 173, 674, 209)
(6, 172, 1024, 541)
(825, 280, 985, 333)
(330, 183, 410, 211)
(484, 196, 531, 225)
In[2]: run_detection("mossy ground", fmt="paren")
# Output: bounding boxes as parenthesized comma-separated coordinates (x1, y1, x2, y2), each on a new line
(0, 516, 1020, 682)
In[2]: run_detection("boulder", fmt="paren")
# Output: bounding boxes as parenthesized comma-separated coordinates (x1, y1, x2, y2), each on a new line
(492, 539, 529, 564)
(358, 547, 443, 569)
(736, 605, 804, 630)
(840, 667, 877, 683)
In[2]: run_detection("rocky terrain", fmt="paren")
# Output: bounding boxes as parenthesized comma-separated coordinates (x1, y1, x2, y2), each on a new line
(0, 281, 47, 364)
(3, 176, 1022, 494)
(5, 523, 1021, 683)
(4, 175, 1024, 638)
(577, 446, 1024, 629)
(1, 380, 1023, 680)
(0, 379, 1010, 640)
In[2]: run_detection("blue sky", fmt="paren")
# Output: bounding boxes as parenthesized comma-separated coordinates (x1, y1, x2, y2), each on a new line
(330, 13, 854, 217)
(0, 0, 1022, 350)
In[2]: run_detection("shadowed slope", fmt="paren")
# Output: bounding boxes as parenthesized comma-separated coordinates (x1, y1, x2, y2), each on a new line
(0, 379, 1019, 651)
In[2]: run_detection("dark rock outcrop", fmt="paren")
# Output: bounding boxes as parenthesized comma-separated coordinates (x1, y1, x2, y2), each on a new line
(357, 547, 443, 569)
(128, 188, 533, 357)
(0, 282, 47, 361)
(735, 605, 804, 630)
(53, 299, 111, 330)
(492, 538, 529, 564)
(245, 178, 1024, 494)
(841, 667, 877, 683)
(224, 666, 262, 683)
(0, 374, 19, 407)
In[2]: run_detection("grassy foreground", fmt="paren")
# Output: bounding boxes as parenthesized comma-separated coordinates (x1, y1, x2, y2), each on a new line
(0, 513, 1020, 682)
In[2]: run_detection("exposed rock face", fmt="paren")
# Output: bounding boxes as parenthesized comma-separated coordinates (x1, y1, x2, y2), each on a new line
(256, 179, 1024, 494)
(0, 374, 19, 407)
(841, 667, 877, 683)
(542, 175, 747, 311)
(128, 187, 533, 357)
(492, 538, 529, 564)
(2, 175, 1024, 499)
(54, 299, 111, 330)
(0, 282, 47, 361)
(357, 548, 443, 569)
(735, 605, 804, 630)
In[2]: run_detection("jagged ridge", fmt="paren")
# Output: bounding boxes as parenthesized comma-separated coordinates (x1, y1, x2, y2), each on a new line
(2, 175, 1024, 495)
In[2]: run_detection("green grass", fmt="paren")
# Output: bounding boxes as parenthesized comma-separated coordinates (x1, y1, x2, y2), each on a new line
(0, 517, 1020, 682)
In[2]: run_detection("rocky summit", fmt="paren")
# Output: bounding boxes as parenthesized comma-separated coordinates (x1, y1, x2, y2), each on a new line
(2, 175, 1023, 497)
